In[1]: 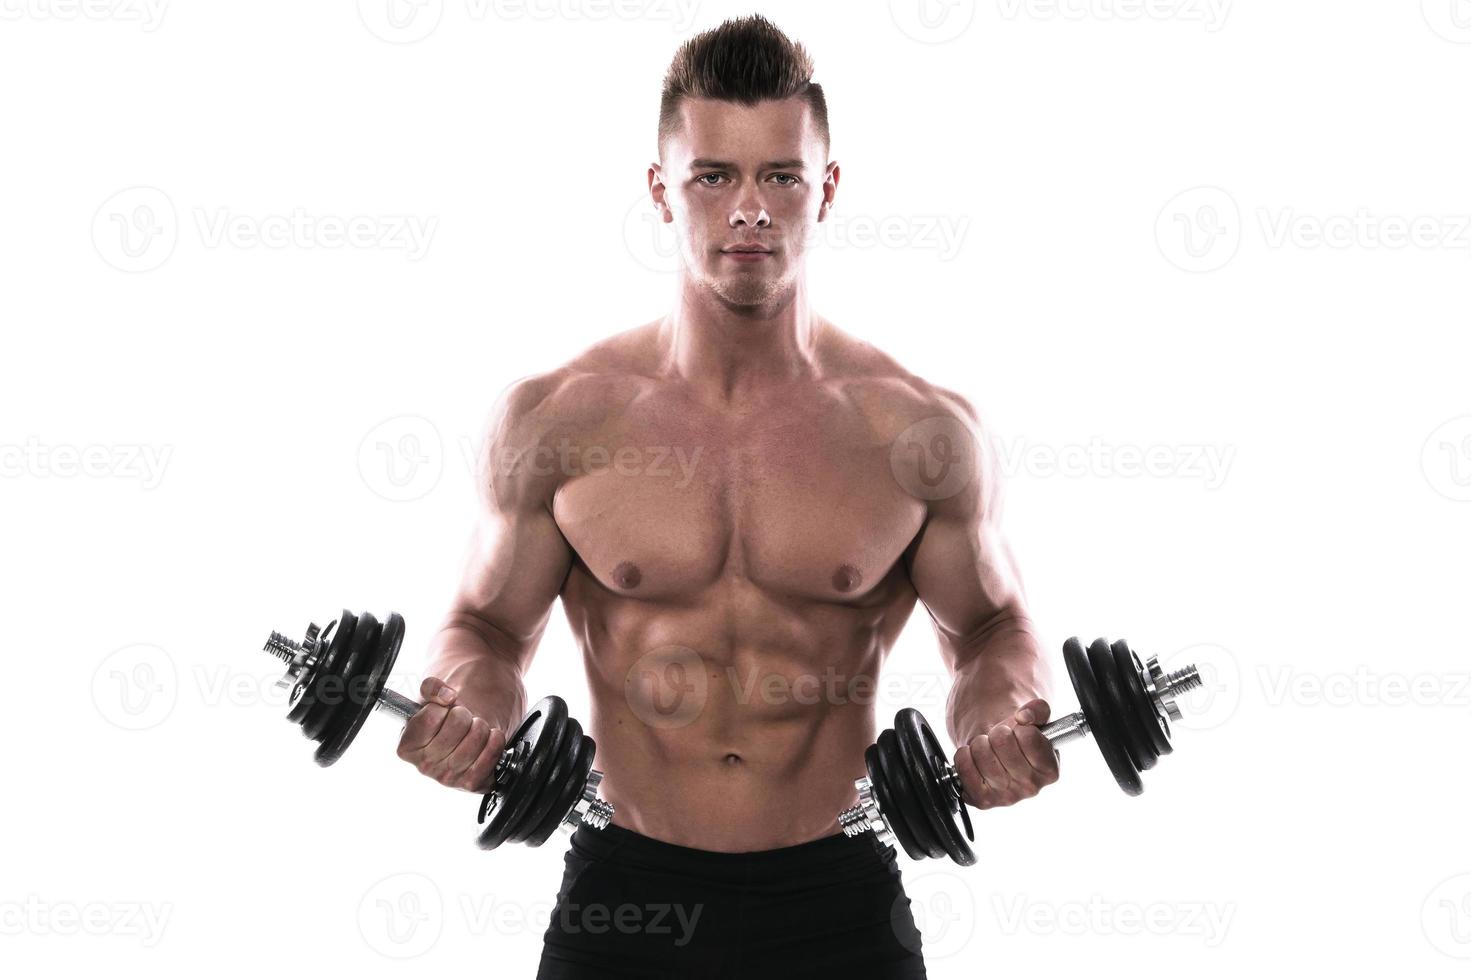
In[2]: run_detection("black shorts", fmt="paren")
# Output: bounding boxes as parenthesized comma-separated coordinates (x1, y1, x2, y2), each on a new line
(534, 821, 929, 979)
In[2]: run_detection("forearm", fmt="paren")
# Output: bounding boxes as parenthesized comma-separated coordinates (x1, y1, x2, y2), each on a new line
(945, 617, 1052, 746)
(423, 618, 529, 733)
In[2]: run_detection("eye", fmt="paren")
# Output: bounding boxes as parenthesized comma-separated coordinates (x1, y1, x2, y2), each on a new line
(770, 174, 800, 186)
(696, 173, 726, 186)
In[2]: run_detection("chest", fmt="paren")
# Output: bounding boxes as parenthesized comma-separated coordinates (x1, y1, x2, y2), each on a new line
(551, 396, 926, 602)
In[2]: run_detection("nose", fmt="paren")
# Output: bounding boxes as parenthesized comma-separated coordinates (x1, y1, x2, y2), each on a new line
(729, 195, 770, 230)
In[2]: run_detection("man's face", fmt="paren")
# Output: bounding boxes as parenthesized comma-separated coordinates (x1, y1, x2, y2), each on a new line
(651, 96, 836, 309)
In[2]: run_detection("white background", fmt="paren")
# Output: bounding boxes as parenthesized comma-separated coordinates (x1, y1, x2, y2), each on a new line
(3, 1, 1469, 976)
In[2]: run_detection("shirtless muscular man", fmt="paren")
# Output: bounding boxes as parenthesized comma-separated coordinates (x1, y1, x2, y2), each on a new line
(396, 15, 1058, 979)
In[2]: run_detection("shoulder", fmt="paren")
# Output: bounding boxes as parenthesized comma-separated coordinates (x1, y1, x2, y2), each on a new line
(816, 321, 997, 515)
(492, 322, 656, 431)
(816, 320, 985, 437)
(475, 323, 658, 505)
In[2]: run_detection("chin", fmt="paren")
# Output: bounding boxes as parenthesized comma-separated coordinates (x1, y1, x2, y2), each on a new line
(711, 278, 781, 307)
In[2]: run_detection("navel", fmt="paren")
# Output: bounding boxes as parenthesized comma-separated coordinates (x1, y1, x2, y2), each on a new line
(612, 560, 643, 590)
(832, 563, 862, 593)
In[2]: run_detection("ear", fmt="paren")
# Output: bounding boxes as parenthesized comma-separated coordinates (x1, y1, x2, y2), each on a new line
(819, 160, 840, 221)
(648, 163, 672, 223)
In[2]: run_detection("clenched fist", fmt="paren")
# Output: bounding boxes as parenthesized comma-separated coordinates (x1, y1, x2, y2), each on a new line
(396, 677, 508, 792)
(953, 698, 1060, 810)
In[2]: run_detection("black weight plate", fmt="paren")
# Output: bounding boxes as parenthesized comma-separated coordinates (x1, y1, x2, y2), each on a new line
(895, 711, 971, 865)
(1088, 637, 1157, 773)
(1063, 637, 1142, 796)
(1112, 640, 1172, 757)
(897, 710, 974, 866)
(303, 612, 378, 743)
(292, 610, 357, 732)
(535, 735, 597, 841)
(309, 613, 379, 747)
(523, 721, 591, 841)
(479, 697, 568, 848)
(510, 715, 584, 845)
(863, 741, 914, 860)
(286, 615, 343, 725)
(918, 716, 975, 862)
(316, 611, 404, 766)
(874, 725, 942, 860)
(477, 696, 568, 850)
(476, 705, 549, 850)
(478, 703, 553, 849)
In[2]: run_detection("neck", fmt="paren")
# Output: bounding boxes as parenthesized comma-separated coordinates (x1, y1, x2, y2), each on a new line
(658, 274, 824, 401)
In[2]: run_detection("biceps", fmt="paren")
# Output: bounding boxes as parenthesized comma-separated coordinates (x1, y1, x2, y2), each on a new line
(907, 512, 1025, 646)
(451, 503, 572, 648)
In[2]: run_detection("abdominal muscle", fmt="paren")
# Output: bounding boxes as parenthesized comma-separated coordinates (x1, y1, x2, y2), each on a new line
(571, 615, 890, 852)
(588, 675, 879, 852)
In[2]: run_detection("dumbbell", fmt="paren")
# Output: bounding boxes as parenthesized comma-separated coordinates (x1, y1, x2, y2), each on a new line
(837, 636, 1205, 865)
(257, 608, 614, 849)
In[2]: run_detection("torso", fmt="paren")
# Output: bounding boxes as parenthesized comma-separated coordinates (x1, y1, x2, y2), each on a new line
(544, 320, 941, 850)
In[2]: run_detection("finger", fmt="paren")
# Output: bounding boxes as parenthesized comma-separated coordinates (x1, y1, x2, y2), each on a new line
(1015, 723, 1059, 780)
(988, 724, 1040, 789)
(460, 727, 506, 792)
(952, 744, 993, 809)
(971, 733, 1017, 801)
(437, 716, 491, 784)
(398, 701, 452, 756)
(1013, 698, 1051, 726)
(420, 676, 458, 707)
(420, 705, 475, 771)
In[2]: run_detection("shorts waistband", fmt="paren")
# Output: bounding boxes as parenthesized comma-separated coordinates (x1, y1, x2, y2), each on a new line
(567, 820, 888, 884)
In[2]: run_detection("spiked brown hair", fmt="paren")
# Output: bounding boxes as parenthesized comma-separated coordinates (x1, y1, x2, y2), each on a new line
(657, 14, 830, 158)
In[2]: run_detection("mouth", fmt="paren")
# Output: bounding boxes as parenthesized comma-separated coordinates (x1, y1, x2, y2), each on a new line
(721, 246, 772, 261)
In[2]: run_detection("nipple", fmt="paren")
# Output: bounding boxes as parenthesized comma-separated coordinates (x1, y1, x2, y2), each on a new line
(612, 561, 643, 589)
(832, 563, 862, 593)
